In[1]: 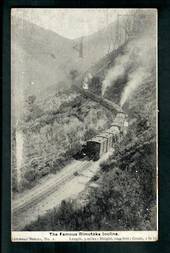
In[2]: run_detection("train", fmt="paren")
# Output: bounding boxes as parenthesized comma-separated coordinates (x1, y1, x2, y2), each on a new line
(73, 78, 128, 161)
(84, 112, 128, 161)
(74, 85, 123, 114)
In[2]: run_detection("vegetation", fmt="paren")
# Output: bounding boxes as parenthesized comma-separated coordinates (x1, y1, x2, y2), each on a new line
(13, 10, 156, 230)
(104, 71, 130, 104)
(89, 76, 103, 96)
(12, 90, 114, 192)
(24, 127, 156, 231)
(23, 51, 157, 230)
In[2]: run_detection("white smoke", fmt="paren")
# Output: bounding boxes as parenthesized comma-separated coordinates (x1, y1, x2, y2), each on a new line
(102, 34, 155, 104)
(82, 72, 93, 90)
(120, 36, 155, 106)
(120, 67, 148, 106)
(102, 52, 132, 96)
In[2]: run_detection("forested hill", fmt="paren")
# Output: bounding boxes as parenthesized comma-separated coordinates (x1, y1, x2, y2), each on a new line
(11, 16, 121, 115)
(12, 13, 136, 121)
(23, 11, 157, 231)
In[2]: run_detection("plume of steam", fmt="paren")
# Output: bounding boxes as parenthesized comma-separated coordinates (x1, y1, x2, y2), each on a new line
(120, 36, 155, 106)
(102, 52, 132, 96)
(120, 67, 148, 106)
(102, 33, 155, 105)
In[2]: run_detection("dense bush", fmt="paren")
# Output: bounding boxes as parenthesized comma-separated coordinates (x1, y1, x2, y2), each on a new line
(24, 129, 156, 231)
(12, 91, 112, 192)
(105, 72, 129, 104)
(84, 128, 97, 141)
(89, 76, 102, 96)
(23, 76, 157, 230)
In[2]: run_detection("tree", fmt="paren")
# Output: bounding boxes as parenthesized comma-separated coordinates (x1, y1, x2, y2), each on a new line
(89, 76, 102, 95)
(24, 95, 43, 122)
(70, 69, 79, 81)
(84, 128, 97, 141)
(26, 95, 36, 105)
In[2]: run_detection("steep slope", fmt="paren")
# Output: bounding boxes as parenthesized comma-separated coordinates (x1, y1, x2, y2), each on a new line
(74, 21, 118, 67)
(11, 16, 126, 106)
(11, 17, 81, 98)
(18, 10, 157, 231)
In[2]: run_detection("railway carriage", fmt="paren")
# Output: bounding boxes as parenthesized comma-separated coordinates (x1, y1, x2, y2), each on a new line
(111, 112, 127, 135)
(98, 132, 114, 149)
(85, 112, 128, 161)
(76, 85, 129, 160)
(106, 126, 120, 143)
(86, 136, 108, 161)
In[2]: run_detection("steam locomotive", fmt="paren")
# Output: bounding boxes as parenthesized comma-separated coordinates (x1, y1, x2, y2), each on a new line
(85, 112, 128, 161)
(73, 83, 128, 161)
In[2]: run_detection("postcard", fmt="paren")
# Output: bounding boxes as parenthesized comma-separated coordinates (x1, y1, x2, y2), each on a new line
(11, 8, 158, 242)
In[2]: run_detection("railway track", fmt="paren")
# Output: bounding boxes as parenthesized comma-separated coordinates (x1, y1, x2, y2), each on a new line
(12, 160, 92, 215)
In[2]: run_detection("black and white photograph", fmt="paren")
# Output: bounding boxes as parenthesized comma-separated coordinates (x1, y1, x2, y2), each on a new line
(11, 8, 158, 241)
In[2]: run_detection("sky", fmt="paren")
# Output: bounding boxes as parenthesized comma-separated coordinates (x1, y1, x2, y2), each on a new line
(11, 8, 131, 39)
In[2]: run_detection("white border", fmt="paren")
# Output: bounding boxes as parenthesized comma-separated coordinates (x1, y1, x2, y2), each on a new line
(12, 231, 158, 242)
(11, 8, 158, 242)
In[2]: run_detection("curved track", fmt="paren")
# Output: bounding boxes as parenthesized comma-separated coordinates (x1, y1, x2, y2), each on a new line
(12, 160, 92, 215)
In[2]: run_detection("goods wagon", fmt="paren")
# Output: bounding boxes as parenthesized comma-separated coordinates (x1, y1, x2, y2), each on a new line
(86, 136, 108, 161)
(85, 112, 128, 160)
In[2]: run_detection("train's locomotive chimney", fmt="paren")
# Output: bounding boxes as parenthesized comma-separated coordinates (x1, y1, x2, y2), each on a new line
(82, 72, 93, 90)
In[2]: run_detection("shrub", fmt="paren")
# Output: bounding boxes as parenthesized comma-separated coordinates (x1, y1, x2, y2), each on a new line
(84, 128, 97, 141)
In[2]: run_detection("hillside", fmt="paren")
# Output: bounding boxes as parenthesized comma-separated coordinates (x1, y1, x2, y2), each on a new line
(11, 16, 129, 192)
(12, 89, 115, 193)
(11, 16, 129, 120)
(11, 18, 80, 113)
(22, 11, 157, 231)
(24, 60, 157, 231)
